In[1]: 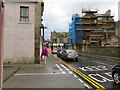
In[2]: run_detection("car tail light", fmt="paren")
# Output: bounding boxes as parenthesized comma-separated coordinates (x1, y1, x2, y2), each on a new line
(66, 53, 69, 56)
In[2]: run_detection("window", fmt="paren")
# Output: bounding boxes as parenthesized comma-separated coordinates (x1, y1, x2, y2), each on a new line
(20, 6, 29, 22)
(98, 17, 102, 20)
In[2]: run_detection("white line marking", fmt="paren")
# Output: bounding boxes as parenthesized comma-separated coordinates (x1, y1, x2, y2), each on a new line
(56, 64, 66, 74)
(83, 83, 91, 89)
(60, 64, 67, 69)
(94, 61, 113, 66)
(73, 74, 78, 78)
(62, 71, 66, 74)
(69, 71, 73, 74)
(78, 79, 84, 83)
(65, 68, 69, 71)
(56, 64, 61, 69)
(14, 73, 66, 76)
(61, 64, 73, 74)
(59, 69, 63, 71)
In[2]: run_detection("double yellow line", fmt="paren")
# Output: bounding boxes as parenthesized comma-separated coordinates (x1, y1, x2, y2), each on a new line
(53, 55, 106, 89)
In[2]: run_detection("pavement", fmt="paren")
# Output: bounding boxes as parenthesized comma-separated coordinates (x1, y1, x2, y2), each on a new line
(3, 54, 86, 88)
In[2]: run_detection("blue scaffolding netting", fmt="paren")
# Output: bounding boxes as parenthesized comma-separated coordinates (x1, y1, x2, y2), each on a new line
(69, 14, 83, 45)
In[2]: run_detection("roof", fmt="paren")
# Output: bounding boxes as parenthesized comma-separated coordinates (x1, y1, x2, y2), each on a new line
(82, 10, 98, 13)
(4, 0, 43, 2)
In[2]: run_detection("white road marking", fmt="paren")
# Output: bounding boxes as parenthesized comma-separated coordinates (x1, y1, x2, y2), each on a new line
(56, 64, 66, 74)
(78, 79, 84, 83)
(78, 78, 92, 89)
(73, 74, 78, 78)
(88, 73, 114, 82)
(57, 62, 92, 89)
(68, 71, 73, 74)
(94, 61, 113, 66)
(62, 71, 66, 74)
(56, 64, 61, 69)
(59, 69, 63, 71)
(105, 72, 112, 77)
(14, 73, 66, 76)
(65, 68, 69, 71)
(60, 64, 67, 69)
(83, 83, 91, 89)
(79, 65, 108, 71)
(61, 64, 74, 75)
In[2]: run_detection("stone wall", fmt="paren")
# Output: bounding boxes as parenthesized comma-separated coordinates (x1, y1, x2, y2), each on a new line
(87, 47, 120, 58)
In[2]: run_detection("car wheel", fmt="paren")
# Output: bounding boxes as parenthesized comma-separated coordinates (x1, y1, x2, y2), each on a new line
(113, 72, 120, 84)
(64, 57, 67, 61)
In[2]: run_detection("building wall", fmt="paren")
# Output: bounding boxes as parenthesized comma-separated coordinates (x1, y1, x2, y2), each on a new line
(0, 1, 3, 88)
(87, 47, 120, 58)
(115, 21, 120, 38)
(34, 2, 43, 64)
(51, 31, 69, 44)
(3, 2, 35, 63)
(118, 1, 120, 21)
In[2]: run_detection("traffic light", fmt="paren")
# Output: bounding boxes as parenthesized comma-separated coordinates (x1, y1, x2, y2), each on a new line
(46, 41, 49, 48)
(46, 41, 49, 44)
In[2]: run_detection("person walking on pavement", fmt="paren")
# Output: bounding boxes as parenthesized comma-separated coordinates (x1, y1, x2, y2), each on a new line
(41, 46, 48, 64)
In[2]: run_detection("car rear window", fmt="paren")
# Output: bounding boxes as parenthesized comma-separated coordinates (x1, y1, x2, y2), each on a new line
(66, 50, 76, 53)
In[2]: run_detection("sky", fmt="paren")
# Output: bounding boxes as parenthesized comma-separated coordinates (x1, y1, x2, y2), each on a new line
(43, 0, 120, 40)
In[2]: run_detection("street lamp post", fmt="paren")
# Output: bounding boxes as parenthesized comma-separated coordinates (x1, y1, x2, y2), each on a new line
(41, 24, 47, 43)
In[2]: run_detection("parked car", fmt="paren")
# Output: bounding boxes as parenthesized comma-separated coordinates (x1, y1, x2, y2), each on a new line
(57, 50, 63, 57)
(60, 49, 79, 61)
(112, 64, 120, 84)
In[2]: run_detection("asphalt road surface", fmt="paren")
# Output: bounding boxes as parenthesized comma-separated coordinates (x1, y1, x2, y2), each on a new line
(59, 55, 120, 89)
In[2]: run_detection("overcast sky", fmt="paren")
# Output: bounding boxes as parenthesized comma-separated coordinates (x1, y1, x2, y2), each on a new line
(43, 0, 120, 40)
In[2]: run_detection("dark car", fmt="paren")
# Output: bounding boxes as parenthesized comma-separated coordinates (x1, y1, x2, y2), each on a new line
(112, 64, 120, 84)
(60, 49, 79, 61)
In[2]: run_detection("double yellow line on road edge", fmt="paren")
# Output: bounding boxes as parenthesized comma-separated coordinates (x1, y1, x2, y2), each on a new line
(53, 55, 106, 89)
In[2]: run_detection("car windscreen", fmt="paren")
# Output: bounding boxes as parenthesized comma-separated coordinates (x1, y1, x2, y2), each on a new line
(66, 50, 76, 53)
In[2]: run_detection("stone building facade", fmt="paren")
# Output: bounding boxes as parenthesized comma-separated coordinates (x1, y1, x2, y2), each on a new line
(51, 31, 69, 44)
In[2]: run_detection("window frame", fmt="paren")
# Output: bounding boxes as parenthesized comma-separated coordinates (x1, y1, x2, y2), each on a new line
(20, 6, 29, 22)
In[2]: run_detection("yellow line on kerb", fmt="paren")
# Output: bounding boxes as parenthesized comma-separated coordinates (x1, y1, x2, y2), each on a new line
(53, 55, 106, 89)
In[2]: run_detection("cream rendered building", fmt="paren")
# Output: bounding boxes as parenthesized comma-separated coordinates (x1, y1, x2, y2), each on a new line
(3, 0, 44, 64)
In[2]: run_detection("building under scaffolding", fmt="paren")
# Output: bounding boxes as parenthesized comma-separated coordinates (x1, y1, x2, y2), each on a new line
(81, 9, 115, 47)
(69, 14, 82, 51)
(69, 9, 115, 52)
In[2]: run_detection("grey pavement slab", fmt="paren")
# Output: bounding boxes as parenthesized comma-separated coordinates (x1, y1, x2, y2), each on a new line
(3, 74, 85, 88)
(3, 66, 20, 83)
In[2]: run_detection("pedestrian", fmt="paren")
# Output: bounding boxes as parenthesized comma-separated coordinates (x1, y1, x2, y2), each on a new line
(41, 46, 48, 64)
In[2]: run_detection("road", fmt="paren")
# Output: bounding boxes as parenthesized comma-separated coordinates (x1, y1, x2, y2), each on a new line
(56, 54, 120, 89)
(3, 53, 120, 89)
